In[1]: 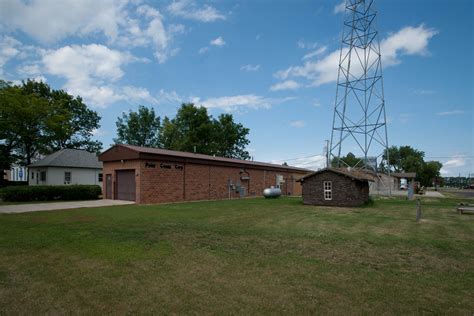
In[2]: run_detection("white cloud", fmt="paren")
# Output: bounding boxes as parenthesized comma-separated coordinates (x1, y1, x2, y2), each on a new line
(435, 110, 465, 116)
(297, 40, 319, 50)
(91, 128, 110, 137)
(0, 1, 184, 64)
(0, 0, 128, 43)
(198, 47, 209, 54)
(290, 120, 306, 128)
(0, 36, 21, 75)
(275, 24, 438, 87)
(411, 88, 437, 95)
(440, 156, 467, 175)
(157, 89, 184, 104)
(167, 0, 225, 22)
(271, 155, 326, 171)
(198, 94, 294, 112)
(42, 44, 142, 108)
(241, 64, 260, 71)
(210, 36, 226, 46)
(334, 0, 346, 14)
(270, 80, 301, 91)
(122, 86, 159, 105)
(302, 46, 327, 60)
(381, 24, 438, 66)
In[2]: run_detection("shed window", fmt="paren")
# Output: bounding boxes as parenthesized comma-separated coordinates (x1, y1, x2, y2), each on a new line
(323, 181, 332, 200)
(98, 173, 103, 182)
(40, 171, 46, 181)
(64, 172, 71, 183)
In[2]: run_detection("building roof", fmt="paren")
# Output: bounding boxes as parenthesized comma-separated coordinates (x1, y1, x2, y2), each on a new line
(391, 172, 417, 179)
(298, 167, 375, 182)
(100, 144, 311, 173)
(28, 149, 102, 169)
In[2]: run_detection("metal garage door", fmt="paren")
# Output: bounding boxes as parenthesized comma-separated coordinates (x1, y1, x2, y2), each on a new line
(116, 170, 136, 201)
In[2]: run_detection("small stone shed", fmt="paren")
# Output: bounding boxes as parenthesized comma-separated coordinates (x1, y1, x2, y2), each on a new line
(298, 168, 374, 207)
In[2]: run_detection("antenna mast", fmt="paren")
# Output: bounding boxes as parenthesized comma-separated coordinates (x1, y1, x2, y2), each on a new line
(329, 0, 389, 173)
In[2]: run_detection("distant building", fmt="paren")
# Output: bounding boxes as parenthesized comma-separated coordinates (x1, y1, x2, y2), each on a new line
(298, 168, 374, 207)
(28, 149, 103, 186)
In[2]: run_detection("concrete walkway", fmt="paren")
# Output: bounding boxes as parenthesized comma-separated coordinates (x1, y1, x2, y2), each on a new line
(0, 199, 135, 214)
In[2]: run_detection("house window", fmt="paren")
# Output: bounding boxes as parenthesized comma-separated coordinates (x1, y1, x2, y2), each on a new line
(98, 173, 103, 182)
(31, 172, 34, 179)
(64, 172, 71, 183)
(40, 171, 46, 181)
(323, 181, 332, 200)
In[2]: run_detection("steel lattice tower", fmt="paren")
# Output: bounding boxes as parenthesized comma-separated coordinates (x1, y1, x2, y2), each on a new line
(329, 0, 389, 173)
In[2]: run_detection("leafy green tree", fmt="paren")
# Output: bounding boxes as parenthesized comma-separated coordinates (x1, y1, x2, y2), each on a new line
(0, 80, 102, 167)
(420, 161, 442, 187)
(212, 114, 250, 160)
(383, 145, 443, 187)
(383, 146, 425, 173)
(20, 80, 102, 153)
(331, 152, 360, 168)
(159, 103, 250, 159)
(114, 105, 161, 147)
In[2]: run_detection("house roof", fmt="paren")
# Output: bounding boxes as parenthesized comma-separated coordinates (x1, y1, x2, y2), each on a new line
(100, 144, 311, 173)
(298, 167, 375, 182)
(391, 172, 417, 179)
(28, 149, 102, 169)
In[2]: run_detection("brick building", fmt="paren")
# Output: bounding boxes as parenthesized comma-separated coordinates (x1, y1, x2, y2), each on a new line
(298, 168, 374, 207)
(99, 144, 310, 204)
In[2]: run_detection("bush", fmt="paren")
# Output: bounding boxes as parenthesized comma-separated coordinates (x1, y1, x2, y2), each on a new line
(0, 185, 102, 202)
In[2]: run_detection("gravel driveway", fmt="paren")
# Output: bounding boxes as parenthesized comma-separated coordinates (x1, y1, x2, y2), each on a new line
(0, 199, 135, 214)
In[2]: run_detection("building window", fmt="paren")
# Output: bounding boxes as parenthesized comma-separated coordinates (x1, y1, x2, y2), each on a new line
(40, 171, 46, 181)
(323, 181, 332, 200)
(98, 173, 103, 182)
(31, 172, 34, 179)
(64, 172, 71, 183)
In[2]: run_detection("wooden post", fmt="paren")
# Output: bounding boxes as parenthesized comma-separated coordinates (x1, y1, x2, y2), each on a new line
(416, 198, 422, 222)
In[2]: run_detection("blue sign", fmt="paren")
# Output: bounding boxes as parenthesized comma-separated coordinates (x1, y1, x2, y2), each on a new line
(19, 169, 23, 178)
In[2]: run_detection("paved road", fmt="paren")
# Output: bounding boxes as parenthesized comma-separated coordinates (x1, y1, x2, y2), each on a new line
(371, 190, 445, 198)
(0, 199, 135, 214)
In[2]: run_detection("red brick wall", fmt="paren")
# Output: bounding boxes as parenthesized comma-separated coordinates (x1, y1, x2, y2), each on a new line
(103, 159, 307, 204)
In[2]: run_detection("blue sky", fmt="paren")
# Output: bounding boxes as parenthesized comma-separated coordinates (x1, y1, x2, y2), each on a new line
(0, 0, 472, 176)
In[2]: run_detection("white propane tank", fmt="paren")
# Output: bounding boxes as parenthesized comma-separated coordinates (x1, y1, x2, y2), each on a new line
(263, 186, 282, 198)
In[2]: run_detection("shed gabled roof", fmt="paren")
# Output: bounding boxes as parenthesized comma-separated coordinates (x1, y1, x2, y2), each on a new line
(99, 144, 311, 173)
(391, 172, 417, 179)
(298, 167, 375, 182)
(28, 149, 102, 169)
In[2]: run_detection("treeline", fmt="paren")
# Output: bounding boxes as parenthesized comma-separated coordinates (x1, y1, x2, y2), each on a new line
(114, 104, 250, 160)
(333, 146, 443, 187)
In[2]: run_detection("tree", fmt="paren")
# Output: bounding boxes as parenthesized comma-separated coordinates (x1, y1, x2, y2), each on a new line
(20, 80, 102, 154)
(160, 103, 214, 154)
(383, 145, 443, 187)
(0, 79, 102, 167)
(114, 105, 161, 147)
(331, 152, 360, 168)
(159, 103, 251, 159)
(420, 161, 442, 187)
(383, 146, 424, 173)
(211, 114, 250, 160)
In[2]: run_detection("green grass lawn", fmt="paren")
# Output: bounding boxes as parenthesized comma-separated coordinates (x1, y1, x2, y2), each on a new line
(0, 197, 473, 314)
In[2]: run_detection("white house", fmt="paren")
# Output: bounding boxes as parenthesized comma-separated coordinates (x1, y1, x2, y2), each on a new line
(28, 149, 103, 186)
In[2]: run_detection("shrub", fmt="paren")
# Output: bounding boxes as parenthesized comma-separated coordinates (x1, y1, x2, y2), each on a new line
(0, 185, 102, 202)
